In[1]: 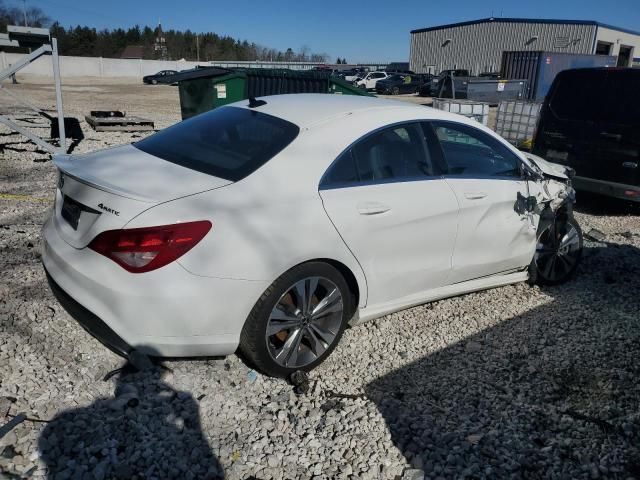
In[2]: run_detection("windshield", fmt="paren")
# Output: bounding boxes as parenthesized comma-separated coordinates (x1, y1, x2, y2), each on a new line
(135, 106, 300, 182)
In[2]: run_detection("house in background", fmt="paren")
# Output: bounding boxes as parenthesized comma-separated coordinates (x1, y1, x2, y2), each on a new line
(120, 45, 145, 59)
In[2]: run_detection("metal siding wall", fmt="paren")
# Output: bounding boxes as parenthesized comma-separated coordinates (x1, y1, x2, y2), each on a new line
(410, 22, 595, 73)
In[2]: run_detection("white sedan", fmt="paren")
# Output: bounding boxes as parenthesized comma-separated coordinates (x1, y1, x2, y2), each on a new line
(42, 94, 582, 377)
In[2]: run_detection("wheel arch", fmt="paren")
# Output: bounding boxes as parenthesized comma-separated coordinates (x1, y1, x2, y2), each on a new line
(283, 258, 363, 317)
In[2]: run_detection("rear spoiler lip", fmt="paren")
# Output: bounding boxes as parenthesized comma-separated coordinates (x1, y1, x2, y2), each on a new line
(52, 153, 158, 204)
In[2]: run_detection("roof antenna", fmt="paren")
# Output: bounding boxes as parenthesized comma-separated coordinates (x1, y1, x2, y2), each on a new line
(248, 97, 267, 108)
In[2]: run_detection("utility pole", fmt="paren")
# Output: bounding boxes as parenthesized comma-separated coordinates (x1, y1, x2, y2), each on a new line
(196, 34, 200, 62)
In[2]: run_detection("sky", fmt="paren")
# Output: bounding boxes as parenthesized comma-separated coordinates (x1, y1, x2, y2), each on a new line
(29, 0, 640, 62)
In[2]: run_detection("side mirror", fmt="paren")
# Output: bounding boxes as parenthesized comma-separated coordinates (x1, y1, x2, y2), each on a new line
(515, 191, 538, 214)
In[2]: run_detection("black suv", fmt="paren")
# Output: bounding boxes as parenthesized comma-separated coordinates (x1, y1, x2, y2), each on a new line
(376, 74, 428, 95)
(532, 68, 639, 202)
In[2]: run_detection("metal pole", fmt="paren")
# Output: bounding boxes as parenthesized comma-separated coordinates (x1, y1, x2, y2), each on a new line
(51, 37, 66, 152)
(0, 44, 50, 81)
(451, 72, 456, 99)
(196, 34, 200, 62)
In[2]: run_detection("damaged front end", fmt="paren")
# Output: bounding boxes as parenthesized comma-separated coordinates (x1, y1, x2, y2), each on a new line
(519, 152, 576, 215)
(520, 153, 583, 285)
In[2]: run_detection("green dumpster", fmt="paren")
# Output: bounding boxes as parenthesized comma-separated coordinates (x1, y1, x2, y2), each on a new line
(175, 68, 372, 120)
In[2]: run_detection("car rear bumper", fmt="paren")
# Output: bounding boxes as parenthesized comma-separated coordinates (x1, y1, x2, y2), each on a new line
(46, 270, 132, 356)
(41, 216, 270, 357)
(573, 176, 640, 202)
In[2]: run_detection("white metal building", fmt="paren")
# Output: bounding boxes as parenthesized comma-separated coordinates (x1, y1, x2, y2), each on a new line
(410, 17, 640, 74)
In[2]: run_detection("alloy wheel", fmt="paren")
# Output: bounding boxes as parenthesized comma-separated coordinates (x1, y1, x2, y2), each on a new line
(535, 219, 581, 282)
(265, 276, 343, 369)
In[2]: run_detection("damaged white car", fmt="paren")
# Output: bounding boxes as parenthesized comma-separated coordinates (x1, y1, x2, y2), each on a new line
(42, 94, 582, 377)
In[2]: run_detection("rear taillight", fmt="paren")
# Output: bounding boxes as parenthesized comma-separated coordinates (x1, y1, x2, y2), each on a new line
(88, 221, 212, 273)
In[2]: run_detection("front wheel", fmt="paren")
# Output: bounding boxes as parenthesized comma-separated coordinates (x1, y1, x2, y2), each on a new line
(531, 213, 583, 285)
(239, 262, 352, 377)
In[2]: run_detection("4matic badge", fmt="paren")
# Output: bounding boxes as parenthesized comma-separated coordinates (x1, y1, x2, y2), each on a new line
(97, 203, 120, 216)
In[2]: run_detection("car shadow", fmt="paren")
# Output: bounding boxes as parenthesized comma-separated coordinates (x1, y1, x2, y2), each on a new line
(365, 242, 640, 478)
(38, 356, 224, 479)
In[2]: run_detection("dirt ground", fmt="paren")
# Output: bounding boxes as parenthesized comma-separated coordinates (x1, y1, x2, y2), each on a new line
(0, 75, 496, 132)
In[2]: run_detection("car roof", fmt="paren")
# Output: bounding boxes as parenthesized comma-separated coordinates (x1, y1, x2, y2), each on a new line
(228, 93, 455, 128)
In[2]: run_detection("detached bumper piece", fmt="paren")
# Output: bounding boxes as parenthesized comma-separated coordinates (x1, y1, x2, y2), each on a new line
(46, 269, 131, 356)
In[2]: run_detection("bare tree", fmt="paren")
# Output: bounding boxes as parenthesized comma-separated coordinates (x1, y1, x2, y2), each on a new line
(3, 4, 50, 27)
(297, 45, 310, 62)
(310, 53, 328, 63)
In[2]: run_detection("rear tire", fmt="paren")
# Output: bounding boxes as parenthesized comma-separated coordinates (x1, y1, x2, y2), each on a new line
(239, 262, 352, 378)
(530, 212, 583, 285)
(392, 86, 400, 95)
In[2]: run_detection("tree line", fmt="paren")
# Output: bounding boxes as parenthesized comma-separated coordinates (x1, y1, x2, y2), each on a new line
(0, 1, 342, 63)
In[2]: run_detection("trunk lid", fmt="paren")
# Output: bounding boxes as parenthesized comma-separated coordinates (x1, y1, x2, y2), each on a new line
(52, 145, 232, 248)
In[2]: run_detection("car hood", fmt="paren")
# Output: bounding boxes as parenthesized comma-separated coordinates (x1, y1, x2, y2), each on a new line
(524, 153, 569, 180)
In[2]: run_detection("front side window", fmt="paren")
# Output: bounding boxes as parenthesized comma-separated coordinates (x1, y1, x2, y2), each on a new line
(135, 106, 299, 181)
(432, 122, 521, 177)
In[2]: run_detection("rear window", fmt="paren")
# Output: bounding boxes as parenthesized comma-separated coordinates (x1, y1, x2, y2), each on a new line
(135, 106, 299, 181)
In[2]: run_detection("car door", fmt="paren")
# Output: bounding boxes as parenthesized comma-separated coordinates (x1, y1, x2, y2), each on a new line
(319, 122, 459, 307)
(427, 121, 535, 284)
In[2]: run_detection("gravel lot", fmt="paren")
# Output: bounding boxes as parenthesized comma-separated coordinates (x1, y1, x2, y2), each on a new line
(1, 78, 639, 479)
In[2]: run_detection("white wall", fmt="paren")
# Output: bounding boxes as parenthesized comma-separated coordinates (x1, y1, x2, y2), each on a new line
(0, 52, 203, 77)
(0, 52, 390, 78)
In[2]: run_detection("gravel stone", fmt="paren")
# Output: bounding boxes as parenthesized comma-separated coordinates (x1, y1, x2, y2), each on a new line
(1, 78, 639, 479)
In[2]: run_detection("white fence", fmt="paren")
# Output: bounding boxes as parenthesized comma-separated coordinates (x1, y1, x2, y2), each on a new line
(0, 53, 390, 79)
(0, 52, 203, 78)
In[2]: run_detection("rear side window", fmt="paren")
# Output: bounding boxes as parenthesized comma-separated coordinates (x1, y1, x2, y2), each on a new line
(320, 123, 434, 188)
(135, 106, 299, 181)
(322, 150, 359, 185)
(353, 124, 433, 181)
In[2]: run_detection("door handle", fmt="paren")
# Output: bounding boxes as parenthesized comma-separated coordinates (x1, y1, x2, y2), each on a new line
(600, 132, 622, 141)
(357, 202, 391, 215)
(464, 192, 488, 200)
